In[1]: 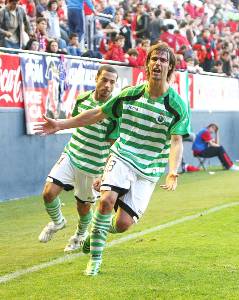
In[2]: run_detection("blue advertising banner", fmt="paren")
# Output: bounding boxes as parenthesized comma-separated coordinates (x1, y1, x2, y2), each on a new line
(20, 53, 100, 134)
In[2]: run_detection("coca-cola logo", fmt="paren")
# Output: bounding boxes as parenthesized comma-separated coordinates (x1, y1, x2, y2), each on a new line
(0, 57, 23, 104)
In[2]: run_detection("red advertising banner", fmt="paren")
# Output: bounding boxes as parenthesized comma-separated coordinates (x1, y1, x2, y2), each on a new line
(0, 54, 24, 108)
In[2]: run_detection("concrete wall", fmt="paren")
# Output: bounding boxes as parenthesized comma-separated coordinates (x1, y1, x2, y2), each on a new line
(0, 109, 71, 201)
(0, 109, 238, 201)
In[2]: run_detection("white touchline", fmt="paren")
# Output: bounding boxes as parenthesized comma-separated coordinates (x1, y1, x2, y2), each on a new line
(1, 201, 239, 284)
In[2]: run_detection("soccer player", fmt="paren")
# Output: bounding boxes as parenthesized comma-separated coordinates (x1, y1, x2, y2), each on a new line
(38, 65, 119, 253)
(35, 42, 191, 275)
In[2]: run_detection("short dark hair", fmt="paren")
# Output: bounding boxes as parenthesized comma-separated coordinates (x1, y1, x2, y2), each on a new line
(127, 48, 138, 56)
(36, 17, 47, 24)
(145, 42, 176, 81)
(69, 33, 78, 40)
(207, 123, 218, 131)
(97, 65, 118, 78)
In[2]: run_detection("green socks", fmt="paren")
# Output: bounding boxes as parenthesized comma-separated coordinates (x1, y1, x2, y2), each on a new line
(76, 209, 93, 236)
(90, 210, 111, 262)
(44, 197, 63, 224)
(108, 215, 119, 234)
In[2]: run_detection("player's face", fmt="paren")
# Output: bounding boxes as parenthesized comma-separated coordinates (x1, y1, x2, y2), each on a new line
(95, 70, 117, 100)
(148, 50, 170, 82)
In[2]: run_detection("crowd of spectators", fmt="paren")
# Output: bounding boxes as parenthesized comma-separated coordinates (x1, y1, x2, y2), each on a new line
(0, 0, 238, 77)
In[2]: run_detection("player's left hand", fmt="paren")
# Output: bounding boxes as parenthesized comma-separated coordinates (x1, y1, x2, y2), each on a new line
(160, 173, 178, 191)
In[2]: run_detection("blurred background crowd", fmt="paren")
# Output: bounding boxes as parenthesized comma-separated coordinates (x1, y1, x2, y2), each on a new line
(0, 0, 238, 77)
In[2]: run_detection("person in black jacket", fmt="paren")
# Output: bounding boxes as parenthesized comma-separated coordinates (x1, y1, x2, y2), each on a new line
(134, 3, 150, 39)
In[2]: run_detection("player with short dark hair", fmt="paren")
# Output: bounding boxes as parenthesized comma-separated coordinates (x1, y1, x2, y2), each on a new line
(38, 65, 119, 253)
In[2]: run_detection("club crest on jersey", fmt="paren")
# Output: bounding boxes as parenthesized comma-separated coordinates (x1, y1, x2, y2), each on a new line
(156, 113, 166, 124)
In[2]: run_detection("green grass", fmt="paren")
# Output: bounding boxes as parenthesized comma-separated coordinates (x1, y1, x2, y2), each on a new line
(1, 170, 239, 299)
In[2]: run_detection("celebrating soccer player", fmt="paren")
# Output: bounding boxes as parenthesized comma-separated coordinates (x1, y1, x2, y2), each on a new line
(35, 43, 191, 276)
(37, 65, 119, 253)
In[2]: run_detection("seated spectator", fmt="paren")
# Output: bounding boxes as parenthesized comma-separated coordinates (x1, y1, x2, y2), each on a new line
(67, 33, 82, 56)
(193, 28, 218, 72)
(35, 17, 49, 51)
(186, 57, 203, 73)
(175, 54, 187, 70)
(220, 51, 232, 76)
(210, 60, 224, 74)
(159, 25, 176, 50)
(25, 38, 39, 51)
(46, 39, 67, 54)
(104, 35, 126, 62)
(0, 0, 33, 49)
(126, 48, 138, 67)
(192, 123, 239, 171)
(136, 38, 150, 67)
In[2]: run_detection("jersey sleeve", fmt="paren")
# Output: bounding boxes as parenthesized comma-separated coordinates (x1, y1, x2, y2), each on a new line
(101, 94, 123, 120)
(106, 118, 120, 140)
(71, 92, 91, 117)
(169, 93, 191, 137)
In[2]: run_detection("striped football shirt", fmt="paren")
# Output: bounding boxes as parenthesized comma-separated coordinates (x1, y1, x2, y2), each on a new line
(101, 83, 190, 182)
(64, 91, 119, 176)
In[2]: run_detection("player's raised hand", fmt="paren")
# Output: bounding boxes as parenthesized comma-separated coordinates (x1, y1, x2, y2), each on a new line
(160, 173, 178, 191)
(34, 115, 61, 135)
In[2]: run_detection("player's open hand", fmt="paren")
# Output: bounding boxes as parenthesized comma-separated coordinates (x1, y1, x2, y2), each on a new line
(160, 173, 178, 191)
(92, 178, 101, 192)
(33, 115, 61, 135)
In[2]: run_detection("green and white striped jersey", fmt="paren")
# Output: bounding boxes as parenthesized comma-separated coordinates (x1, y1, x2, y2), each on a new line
(102, 83, 190, 182)
(64, 91, 119, 176)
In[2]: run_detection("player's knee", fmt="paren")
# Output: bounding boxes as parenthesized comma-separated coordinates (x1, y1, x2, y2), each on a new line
(42, 186, 56, 203)
(77, 201, 91, 216)
(99, 194, 116, 212)
(115, 219, 132, 233)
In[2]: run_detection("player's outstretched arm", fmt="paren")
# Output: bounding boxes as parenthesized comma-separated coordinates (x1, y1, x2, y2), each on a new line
(34, 108, 106, 135)
(160, 134, 183, 191)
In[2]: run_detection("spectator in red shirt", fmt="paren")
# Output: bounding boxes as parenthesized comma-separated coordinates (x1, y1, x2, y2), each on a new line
(126, 48, 138, 67)
(159, 25, 176, 50)
(104, 35, 126, 62)
(136, 38, 150, 67)
(175, 54, 187, 70)
(193, 28, 218, 72)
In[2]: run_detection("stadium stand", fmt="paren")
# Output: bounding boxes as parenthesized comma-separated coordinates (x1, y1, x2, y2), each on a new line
(0, 0, 238, 76)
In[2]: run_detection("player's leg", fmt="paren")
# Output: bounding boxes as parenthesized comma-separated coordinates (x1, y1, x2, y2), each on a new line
(64, 172, 96, 252)
(39, 154, 74, 242)
(64, 201, 93, 252)
(39, 182, 66, 242)
(85, 190, 118, 276)
(109, 207, 134, 233)
(84, 155, 131, 276)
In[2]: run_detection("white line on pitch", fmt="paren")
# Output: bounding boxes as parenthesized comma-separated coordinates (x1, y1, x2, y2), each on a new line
(1, 201, 239, 284)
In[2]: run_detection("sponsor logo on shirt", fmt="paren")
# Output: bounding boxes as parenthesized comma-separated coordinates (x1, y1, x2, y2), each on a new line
(126, 104, 139, 112)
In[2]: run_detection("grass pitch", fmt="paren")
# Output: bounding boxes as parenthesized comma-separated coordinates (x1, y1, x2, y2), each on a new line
(1, 170, 239, 299)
